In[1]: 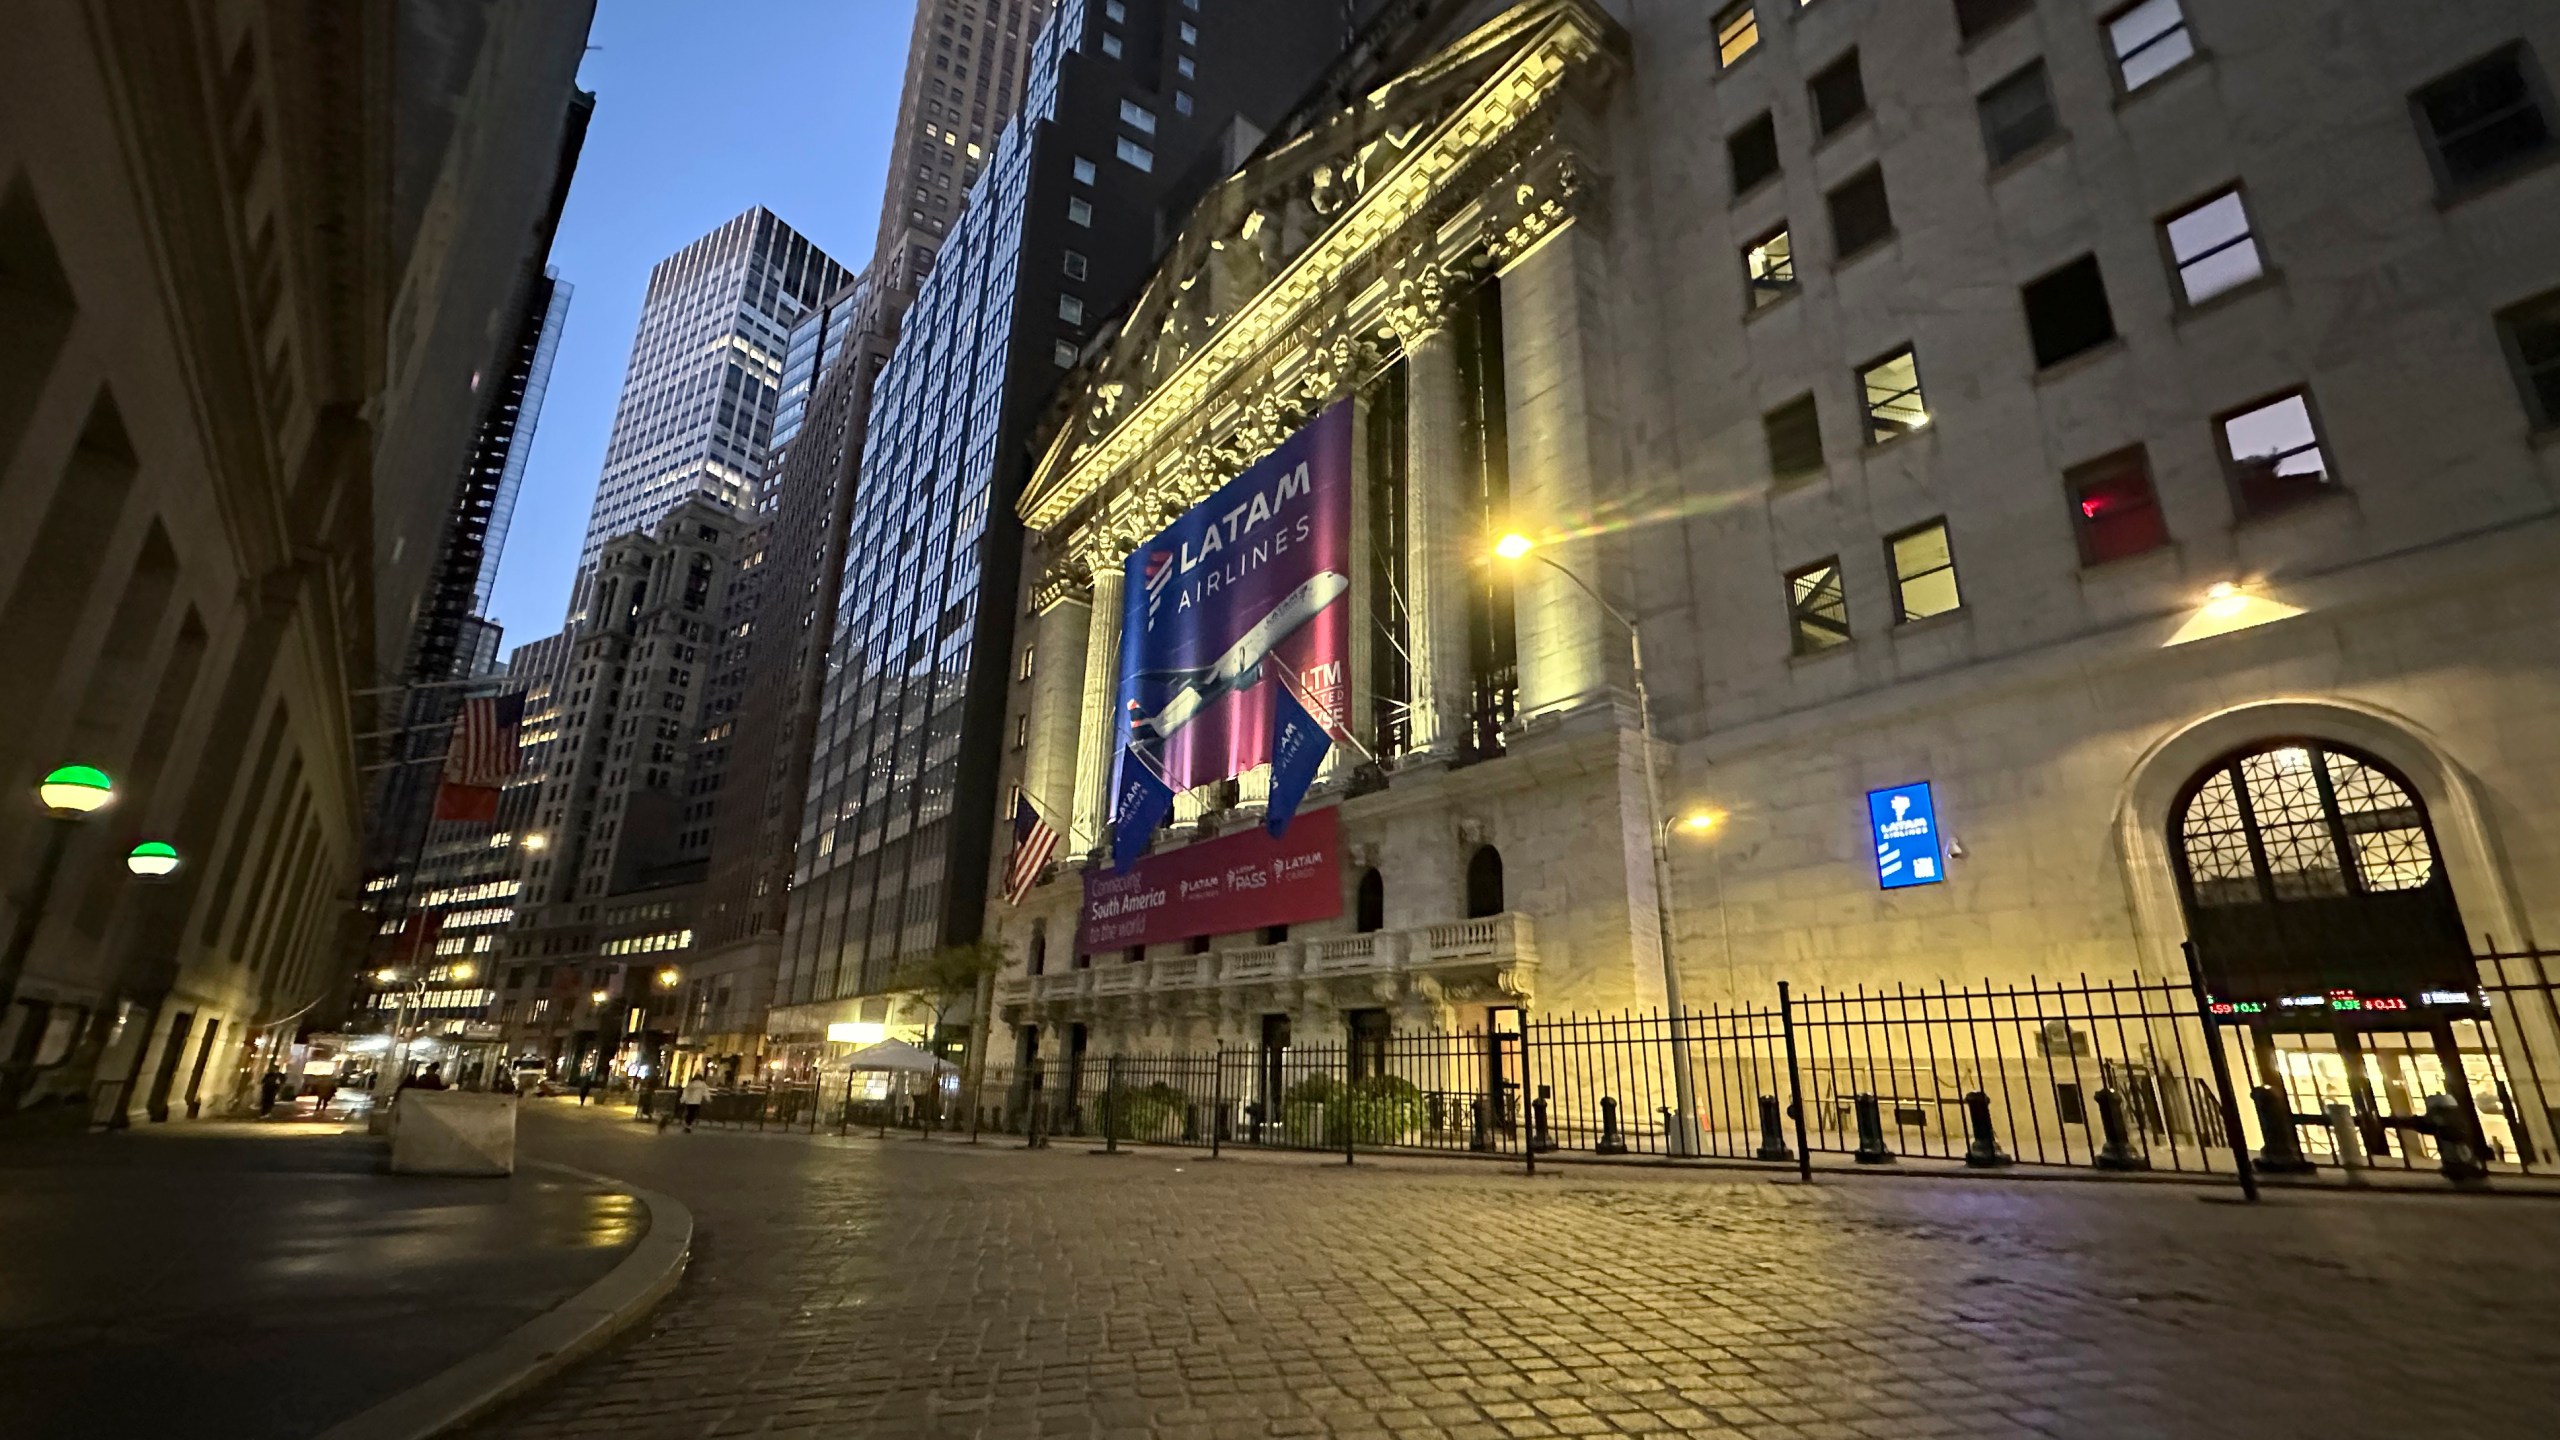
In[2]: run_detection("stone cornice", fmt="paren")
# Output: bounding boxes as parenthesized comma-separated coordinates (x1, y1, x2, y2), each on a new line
(1018, 0, 1626, 537)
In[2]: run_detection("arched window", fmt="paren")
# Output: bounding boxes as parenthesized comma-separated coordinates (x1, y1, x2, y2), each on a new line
(1465, 845, 1505, 919)
(1026, 923, 1046, 976)
(2175, 743, 2439, 907)
(1356, 867, 1385, 933)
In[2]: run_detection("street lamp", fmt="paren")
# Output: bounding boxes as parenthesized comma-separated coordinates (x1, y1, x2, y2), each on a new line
(1492, 535, 1706, 1156)
(125, 841, 181, 878)
(655, 966, 680, 989)
(0, 765, 117, 1017)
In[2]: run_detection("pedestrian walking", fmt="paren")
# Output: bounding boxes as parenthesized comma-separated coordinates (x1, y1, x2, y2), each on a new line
(311, 1073, 339, 1120)
(680, 1072, 710, 1131)
(578, 1073, 595, 1106)
(257, 1067, 285, 1116)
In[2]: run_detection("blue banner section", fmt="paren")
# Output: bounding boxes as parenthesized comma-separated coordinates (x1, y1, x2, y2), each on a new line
(1111, 402, 1353, 807)
(1265, 683, 1332, 838)
(1111, 758, 1175, 873)
(1867, 782, 1945, 890)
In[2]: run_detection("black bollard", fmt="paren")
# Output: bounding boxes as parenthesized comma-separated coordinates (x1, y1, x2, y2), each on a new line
(2093, 1087, 2150, 1171)
(1962, 1090, 2012, 1169)
(1529, 1086, 1558, 1152)
(1853, 1093, 1896, 1164)
(2425, 1094, 2489, 1184)
(1596, 1096, 1628, 1154)
(1755, 1094, 1793, 1162)
(2250, 1086, 2314, 1173)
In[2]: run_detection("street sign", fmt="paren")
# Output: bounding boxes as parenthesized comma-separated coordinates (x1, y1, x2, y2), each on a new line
(1867, 781, 1945, 890)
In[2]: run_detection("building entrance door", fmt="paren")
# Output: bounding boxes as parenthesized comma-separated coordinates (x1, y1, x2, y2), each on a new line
(2170, 741, 2524, 1168)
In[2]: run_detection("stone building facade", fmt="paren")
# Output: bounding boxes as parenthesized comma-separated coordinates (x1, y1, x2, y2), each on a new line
(986, 0, 2560, 1118)
(0, 0, 593, 1123)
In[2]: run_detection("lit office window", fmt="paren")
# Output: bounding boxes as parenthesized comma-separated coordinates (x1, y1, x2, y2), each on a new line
(1887, 521, 1962, 623)
(1859, 346, 1929, 442)
(1115, 137, 1154, 171)
(2105, 0, 2195, 91)
(1119, 100, 1157, 135)
(1786, 559, 1851, 655)
(2161, 188, 2264, 305)
(1714, 1, 1759, 68)
(1743, 225, 1796, 309)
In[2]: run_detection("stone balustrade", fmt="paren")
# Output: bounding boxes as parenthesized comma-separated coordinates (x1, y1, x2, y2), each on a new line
(996, 913, 1538, 1024)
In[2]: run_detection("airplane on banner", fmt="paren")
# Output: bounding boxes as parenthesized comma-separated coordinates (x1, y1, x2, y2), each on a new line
(1131, 570, 1349, 744)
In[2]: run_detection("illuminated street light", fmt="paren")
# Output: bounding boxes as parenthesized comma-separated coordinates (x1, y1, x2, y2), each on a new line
(450, 961, 477, 982)
(521, 832, 550, 852)
(1678, 810, 1724, 836)
(37, 764, 114, 816)
(1492, 536, 1704, 1156)
(3, 765, 121, 1016)
(125, 840, 181, 878)
(374, 968, 401, 985)
(656, 966, 680, 989)
(591, 989, 610, 1006)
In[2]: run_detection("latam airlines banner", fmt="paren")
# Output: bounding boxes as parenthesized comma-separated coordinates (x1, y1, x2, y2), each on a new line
(1109, 401, 1352, 861)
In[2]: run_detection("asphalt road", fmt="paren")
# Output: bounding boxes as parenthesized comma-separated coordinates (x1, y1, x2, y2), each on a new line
(0, 1120, 639, 1440)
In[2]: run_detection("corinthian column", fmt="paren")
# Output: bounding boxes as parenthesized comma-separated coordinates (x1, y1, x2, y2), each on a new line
(1402, 328, 1470, 757)
(1068, 560, 1126, 854)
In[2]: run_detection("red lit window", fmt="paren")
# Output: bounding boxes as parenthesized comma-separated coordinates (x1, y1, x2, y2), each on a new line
(2065, 446, 2170, 565)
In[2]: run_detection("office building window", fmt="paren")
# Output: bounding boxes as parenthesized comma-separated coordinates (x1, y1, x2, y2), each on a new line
(1888, 521, 1962, 624)
(1115, 137, 1154, 171)
(1859, 346, 1928, 442)
(1180, 20, 1198, 44)
(1787, 559, 1851, 655)
(1178, 55, 1196, 78)
(2496, 288, 2560, 430)
(1810, 51, 1868, 137)
(1119, 100, 1157, 135)
(1175, 91, 1193, 115)
(1053, 339, 1078, 368)
(1100, 32, 1122, 58)
(1954, 0, 2031, 42)
(1744, 225, 1797, 310)
(2066, 447, 2171, 566)
(1067, 196, 1092, 226)
(1764, 393, 1824, 483)
(1058, 295, 1084, 325)
(1062, 249, 1088, 280)
(2021, 254, 2117, 368)
(2412, 44, 2555, 193)
(2105, 0, 2195, 92)
(1072, 157, 1097, 184)
(1827, 166, 1893, 259)
(1019, 645, 1036, 681)
(1104, 0, 1125, 17)
(1980, 60, 2061, 167)
(1729, 112, 1780, 197)
(2217, 390, 2334, 517)
(1715, 1, 1760, 69)
(2161, 188, 2264, 305)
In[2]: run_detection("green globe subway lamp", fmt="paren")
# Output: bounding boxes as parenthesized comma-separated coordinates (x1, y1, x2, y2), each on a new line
(37, 764, 114, 817)
(126, 840, 181, 878)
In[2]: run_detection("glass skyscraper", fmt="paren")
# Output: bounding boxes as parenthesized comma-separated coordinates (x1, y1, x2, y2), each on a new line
(776, 0, 1368, 1019)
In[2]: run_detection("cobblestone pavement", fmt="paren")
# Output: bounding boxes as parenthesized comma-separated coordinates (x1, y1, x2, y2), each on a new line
(0, 1121, 638, 1440)
(478, 1102, 2560, 1439)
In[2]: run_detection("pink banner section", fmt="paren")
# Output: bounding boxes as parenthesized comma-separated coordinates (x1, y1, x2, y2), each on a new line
(1079, 807, 1342, 954)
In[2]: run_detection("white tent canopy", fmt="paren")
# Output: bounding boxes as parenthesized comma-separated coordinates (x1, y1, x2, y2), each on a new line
(844, 1040, 956, 1075)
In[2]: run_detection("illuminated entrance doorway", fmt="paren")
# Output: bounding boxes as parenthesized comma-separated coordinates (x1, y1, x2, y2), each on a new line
(2172, 741, 2529, 1168)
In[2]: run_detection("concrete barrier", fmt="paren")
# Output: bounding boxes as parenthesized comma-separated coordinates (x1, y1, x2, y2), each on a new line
(389, 1091, 518, 1176)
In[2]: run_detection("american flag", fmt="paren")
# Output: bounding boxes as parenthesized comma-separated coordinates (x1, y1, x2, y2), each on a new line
(443, 691, 525, 787)
(1003, 791, 1060, 905)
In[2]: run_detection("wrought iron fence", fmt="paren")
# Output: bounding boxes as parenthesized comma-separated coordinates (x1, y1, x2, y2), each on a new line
(809, 951, 2560, 1192)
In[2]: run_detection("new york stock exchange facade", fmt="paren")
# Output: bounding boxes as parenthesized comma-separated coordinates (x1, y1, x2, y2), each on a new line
(981, 0, 2560, 1173)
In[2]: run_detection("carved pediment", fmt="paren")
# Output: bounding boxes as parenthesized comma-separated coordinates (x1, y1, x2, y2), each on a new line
(1019, 0, 1627, 538)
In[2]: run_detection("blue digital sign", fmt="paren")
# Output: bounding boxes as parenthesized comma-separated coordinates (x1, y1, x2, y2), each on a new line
(1867, 782, 1945, 890)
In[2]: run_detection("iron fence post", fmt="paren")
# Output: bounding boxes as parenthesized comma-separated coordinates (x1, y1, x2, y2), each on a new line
(1522, 1020, 1537, 1177)
(1103, 1053, 1122, 1154)
(1342, 1047, 1355, 1167)
(2183, 942, 2259, 1202)
(1780, 981, 1812, 1184)
(1210, 1043, 1224, 1160)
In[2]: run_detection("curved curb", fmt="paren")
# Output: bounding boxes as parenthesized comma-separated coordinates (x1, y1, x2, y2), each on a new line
(313, 1161, 694, 1440)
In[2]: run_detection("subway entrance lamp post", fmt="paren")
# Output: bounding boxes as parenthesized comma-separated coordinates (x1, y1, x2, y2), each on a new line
(1493, 536, 1709, 1158)
(0, 766, 117, 1017)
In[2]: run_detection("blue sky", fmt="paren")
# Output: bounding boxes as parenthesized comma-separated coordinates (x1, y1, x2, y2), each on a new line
(483, 0, 917, 646)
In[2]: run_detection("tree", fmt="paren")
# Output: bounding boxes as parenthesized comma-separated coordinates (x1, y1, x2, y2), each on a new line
(892, 939, 1005, 1056)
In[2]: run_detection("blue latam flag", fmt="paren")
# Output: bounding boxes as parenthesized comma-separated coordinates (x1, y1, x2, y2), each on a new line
(1110, 752, 1175, 872)
(1265, 683, 1332, 838)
